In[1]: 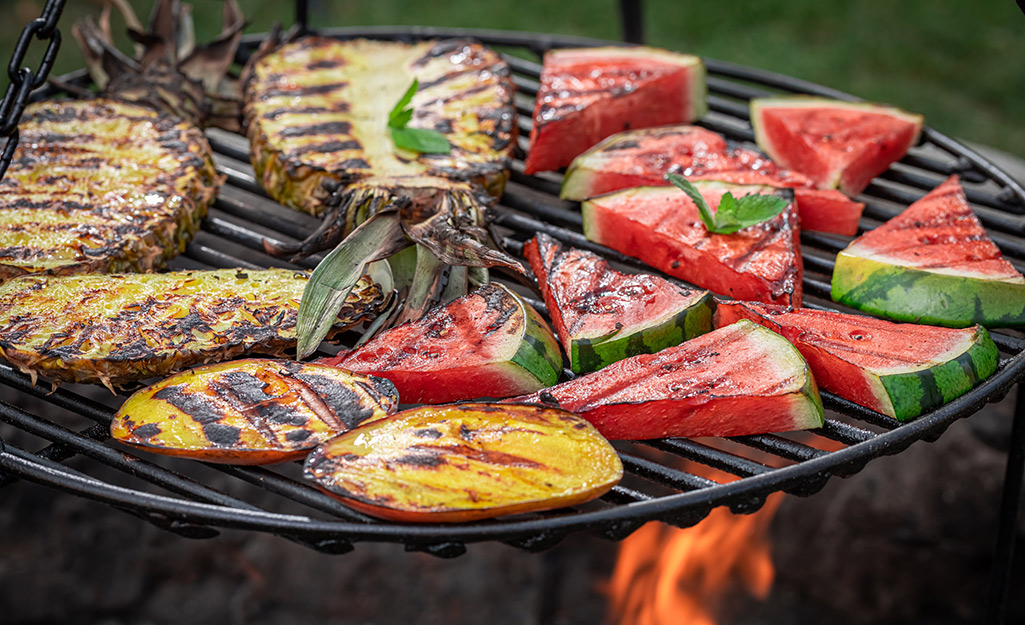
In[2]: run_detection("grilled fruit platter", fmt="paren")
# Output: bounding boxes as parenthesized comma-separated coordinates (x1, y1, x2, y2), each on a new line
(0, 0, 1020, 531)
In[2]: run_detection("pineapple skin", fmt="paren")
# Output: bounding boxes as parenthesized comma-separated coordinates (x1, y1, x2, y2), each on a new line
(242, 37, 517, 218)
(0, 268, 386, 388)
(0, 98, 221, 280)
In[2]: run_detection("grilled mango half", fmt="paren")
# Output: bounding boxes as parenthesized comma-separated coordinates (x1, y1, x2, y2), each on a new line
(243, 37, 516, 218)
(0, 268, 385, 389)
(0, 98, 220, 280)
(112, 359, 399, 465)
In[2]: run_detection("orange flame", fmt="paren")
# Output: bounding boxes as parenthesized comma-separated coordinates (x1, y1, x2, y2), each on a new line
(606, 492, 783, 625)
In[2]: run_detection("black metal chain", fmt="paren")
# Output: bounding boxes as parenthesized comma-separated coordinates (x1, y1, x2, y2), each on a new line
(0, 0, 68, 181)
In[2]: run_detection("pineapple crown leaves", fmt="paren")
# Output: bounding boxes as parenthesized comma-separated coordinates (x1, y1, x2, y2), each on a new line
(72, 0, 246, 130)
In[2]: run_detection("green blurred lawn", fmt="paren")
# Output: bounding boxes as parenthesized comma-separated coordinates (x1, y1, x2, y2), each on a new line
(3, 0, 1024, 158)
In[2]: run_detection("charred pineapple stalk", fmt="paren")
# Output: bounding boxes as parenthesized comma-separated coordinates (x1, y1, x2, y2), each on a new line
(0, 269, 386, 390)
(243, 36, 521, 356)
(0, 0, 243, 281)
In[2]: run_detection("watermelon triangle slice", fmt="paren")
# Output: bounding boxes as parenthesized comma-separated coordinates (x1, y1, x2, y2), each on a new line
(322, 283, 563, 404)
(751, 96, 924, 196)
(523, 46, 707, 174)
(832, 175, 1025, 327)
(582, 181, 803, 307)
(715, 300, 999, 421)
(524, 232, 714, 374)
(560, 124, 865, 236)
(510, 319, 824, 440)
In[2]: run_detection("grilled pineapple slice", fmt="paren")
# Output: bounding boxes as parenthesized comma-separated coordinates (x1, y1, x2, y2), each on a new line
(243, 36, 516, 218)
(0, 0, 243, 281)
(0, 99, 220, 280)
(0, 269, 385, 389)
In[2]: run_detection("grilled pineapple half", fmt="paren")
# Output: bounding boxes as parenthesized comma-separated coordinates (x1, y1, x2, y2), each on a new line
(243, 37, 521, 353)
(243, 37, 516, 218)
(0, 99, 220, 280)
(0, 268, 386, 389)
(0, 0, 243, 281)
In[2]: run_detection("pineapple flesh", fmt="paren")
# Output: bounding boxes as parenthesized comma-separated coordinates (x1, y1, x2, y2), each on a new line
(0, 268, 385, 389)
(0, 99, 220, 280)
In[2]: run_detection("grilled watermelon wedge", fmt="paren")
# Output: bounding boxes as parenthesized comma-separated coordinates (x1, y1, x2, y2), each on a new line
(561, 125, 865, 236)
(511, 320, 823, 440)
(583, 182, 803, 307)
(751, 96, 924, 197)
(304, 402, 622, 522)
(714, 301, 998, 421)
(832, 175, 1025, 327)
(524, 232, 714, 374)
(523, 46, 706, 174)
(322, 283, 562, 403)
(112, 359, 399, 465)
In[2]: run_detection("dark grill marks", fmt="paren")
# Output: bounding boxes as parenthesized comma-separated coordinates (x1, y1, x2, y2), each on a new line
(294, 372, 378, 430)
(277, 121, 353, 137)
(286, 139, 362, 157)
(214, 371, 294, 448)
(260, 104, 350, 120)
(260, 82, 349, 99)
(154, 384, 225, 425)
(331, 158, 371, 170)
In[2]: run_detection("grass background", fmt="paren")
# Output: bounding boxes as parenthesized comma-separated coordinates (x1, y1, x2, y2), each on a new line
(2, 0, 1024, 159)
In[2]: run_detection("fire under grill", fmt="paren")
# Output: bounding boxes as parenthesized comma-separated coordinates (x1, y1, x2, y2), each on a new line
(1, 26, 1024, 561)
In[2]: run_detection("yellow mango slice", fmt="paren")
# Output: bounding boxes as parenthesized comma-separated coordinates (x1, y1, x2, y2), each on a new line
(111, 359, 398, 464)
(304, 402, 623, 522)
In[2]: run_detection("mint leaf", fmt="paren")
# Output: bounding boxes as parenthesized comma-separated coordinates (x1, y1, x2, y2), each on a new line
(665, 173, 715, 232)
(387, 79, 451, 155)
(665, 173, 788, 234)
(390, 126, 452, 154)
(711, 193, 744, 234)
(389, 79, 418, 127)
(732, 193, 789, 226)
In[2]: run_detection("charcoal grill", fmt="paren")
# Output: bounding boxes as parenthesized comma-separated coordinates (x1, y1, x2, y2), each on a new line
(1, 5, 1024, 610)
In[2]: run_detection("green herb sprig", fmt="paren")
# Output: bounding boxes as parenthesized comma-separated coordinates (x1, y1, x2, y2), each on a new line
(388, 79, 451, 154)
(665, 173, 789, 234)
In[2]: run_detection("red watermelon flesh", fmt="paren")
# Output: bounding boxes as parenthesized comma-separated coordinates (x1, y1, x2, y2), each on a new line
(582, 181, 803, 307)
(714, 300, 999, 421)
(560, 125, 864, 236)
(322, 283, 562, 404)
(523, 232, 714, 374)
(523, 46, 706, 174)
(751, 96, 924, 196)
(509, 319, 824, 440)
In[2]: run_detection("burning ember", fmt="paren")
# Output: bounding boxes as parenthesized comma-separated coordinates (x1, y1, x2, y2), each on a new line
(607, 493, 783, 625)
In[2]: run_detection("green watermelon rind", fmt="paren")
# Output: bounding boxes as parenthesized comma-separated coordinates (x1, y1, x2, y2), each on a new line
(560, 151, 606, 202)
(569, 291, 715, 374)
(878, 326, 998, 421)
(737, 320, 825, 432)
(510, 294, 564, 389)
(832, 251, 1025, 328)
